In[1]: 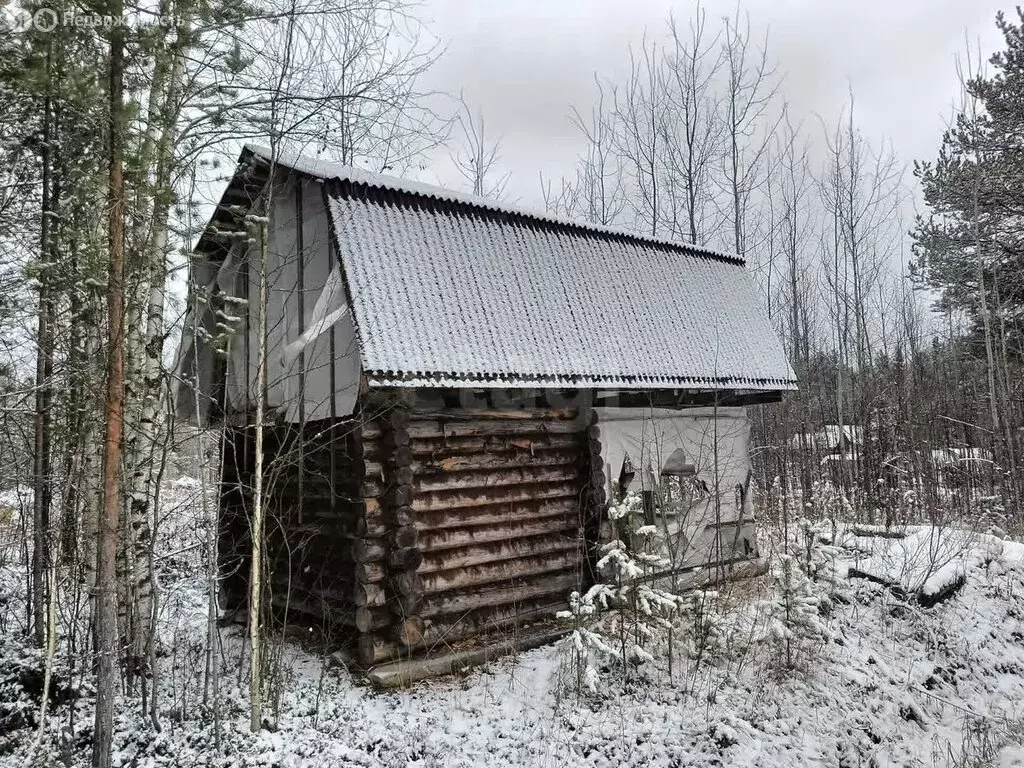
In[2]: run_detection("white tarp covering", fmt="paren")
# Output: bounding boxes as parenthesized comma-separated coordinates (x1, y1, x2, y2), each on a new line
(597, 406, 758, 572)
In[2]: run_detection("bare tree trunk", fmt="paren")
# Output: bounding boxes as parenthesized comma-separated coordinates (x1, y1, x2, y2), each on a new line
(720, 7, 778, 259)
(32, 60, 55, 650)
(665, 4, 722, 246)
(614, 38, 665, 237)
(453, 98, 509, 199)
(94, 10, 126, 767)
(249, 211, 269, 733)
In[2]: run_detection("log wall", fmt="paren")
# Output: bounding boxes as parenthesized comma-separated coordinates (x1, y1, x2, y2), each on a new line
(352, 399, 601, 666)
(220, 394, 608, 670)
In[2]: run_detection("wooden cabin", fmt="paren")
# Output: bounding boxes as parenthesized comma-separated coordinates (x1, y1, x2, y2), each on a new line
(175, 146, 796, 672)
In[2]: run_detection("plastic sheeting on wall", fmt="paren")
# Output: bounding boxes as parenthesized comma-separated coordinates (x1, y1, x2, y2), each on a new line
(596, 406, 758, 572)
(174, 177, 362, 424)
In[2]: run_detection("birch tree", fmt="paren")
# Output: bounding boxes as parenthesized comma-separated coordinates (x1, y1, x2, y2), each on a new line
(820, 93, 904, 503)
(913, 16, 1024, 514)
(452, 97, 509, 198)
(718, 5, 779, 259)
(614, 37, 668, 237)
(664, 5, 723, 245)
(544, 76, 625, 226)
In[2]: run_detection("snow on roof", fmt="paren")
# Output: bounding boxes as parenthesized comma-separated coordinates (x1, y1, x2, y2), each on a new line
(237, 145, 796, 391)
(823, 424, 863, 445)
(788, 425, 863, 452)
(245, 144, 747, 266)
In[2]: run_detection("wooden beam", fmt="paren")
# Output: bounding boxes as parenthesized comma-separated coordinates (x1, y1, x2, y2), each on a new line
(366, 629, 568, 688)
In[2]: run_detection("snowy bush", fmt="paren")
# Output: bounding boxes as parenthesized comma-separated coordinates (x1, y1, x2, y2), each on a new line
(0, 635, 79, 755)
(765, 553, 831, 671)
(556, 492, 684, 697)
(681, 589, 728, 667)
(797, 518, 848, 613)
(555, 590, 617, 696)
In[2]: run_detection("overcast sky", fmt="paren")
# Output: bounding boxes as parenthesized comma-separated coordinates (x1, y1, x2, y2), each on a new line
(414, 0, 1009, 209)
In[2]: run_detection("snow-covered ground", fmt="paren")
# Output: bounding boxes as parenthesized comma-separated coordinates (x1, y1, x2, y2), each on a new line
(2, 519, 1023, 767)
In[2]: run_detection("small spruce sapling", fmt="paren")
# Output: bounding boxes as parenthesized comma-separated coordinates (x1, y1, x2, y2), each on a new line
(556, 590, 618, 696)
(685, 589, 727, 668)
(766, 553, 830, 671)
(798, 518, 848, 613)
(557, 491, 683, 693)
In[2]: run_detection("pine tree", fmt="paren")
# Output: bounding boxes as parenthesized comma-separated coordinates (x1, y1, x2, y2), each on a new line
(912, 10, 1024, 514)
(797, 518, 847, 613)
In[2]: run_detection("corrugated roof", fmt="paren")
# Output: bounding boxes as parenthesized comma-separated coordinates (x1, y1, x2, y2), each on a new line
(245, 145, 796, 391)
(244, 145, 745, 266)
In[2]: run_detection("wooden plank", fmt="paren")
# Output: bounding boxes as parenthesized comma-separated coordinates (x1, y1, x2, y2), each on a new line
(419, 571, 579, 618)
(419, 535, 580, 575)
(412, 482, 579, 512)
(418, 597, 569, 651)
(409, 407, 578, 421)
(418, 516, 577, 553)
(414, 497, 580, 532)
(420, 549, 580, 595)
(407, 418, 585, 440)
(410, 447, 580, 475)
(413, 465, 580, 493)
(410, 432, 581, 457)
(366, 629, 568, 687)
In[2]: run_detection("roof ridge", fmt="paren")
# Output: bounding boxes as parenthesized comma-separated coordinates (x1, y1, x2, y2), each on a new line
(243, 144, 747, 268)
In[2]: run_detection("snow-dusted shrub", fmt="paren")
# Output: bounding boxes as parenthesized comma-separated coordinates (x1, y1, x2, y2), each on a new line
(762, 475, 794, 534)
(682, 589, 728, 667)
(157, 475, 212, 563)
(899, 487, 923, 527)
(810, 480, 853, 526)
(797, 518, 848, 613)
(0, 635, 79, 755)
(976, 494, 1008, 537)
(555, 590, 617, 696)
(766, 553, 831, 671)
(556, 492, 683, 696)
